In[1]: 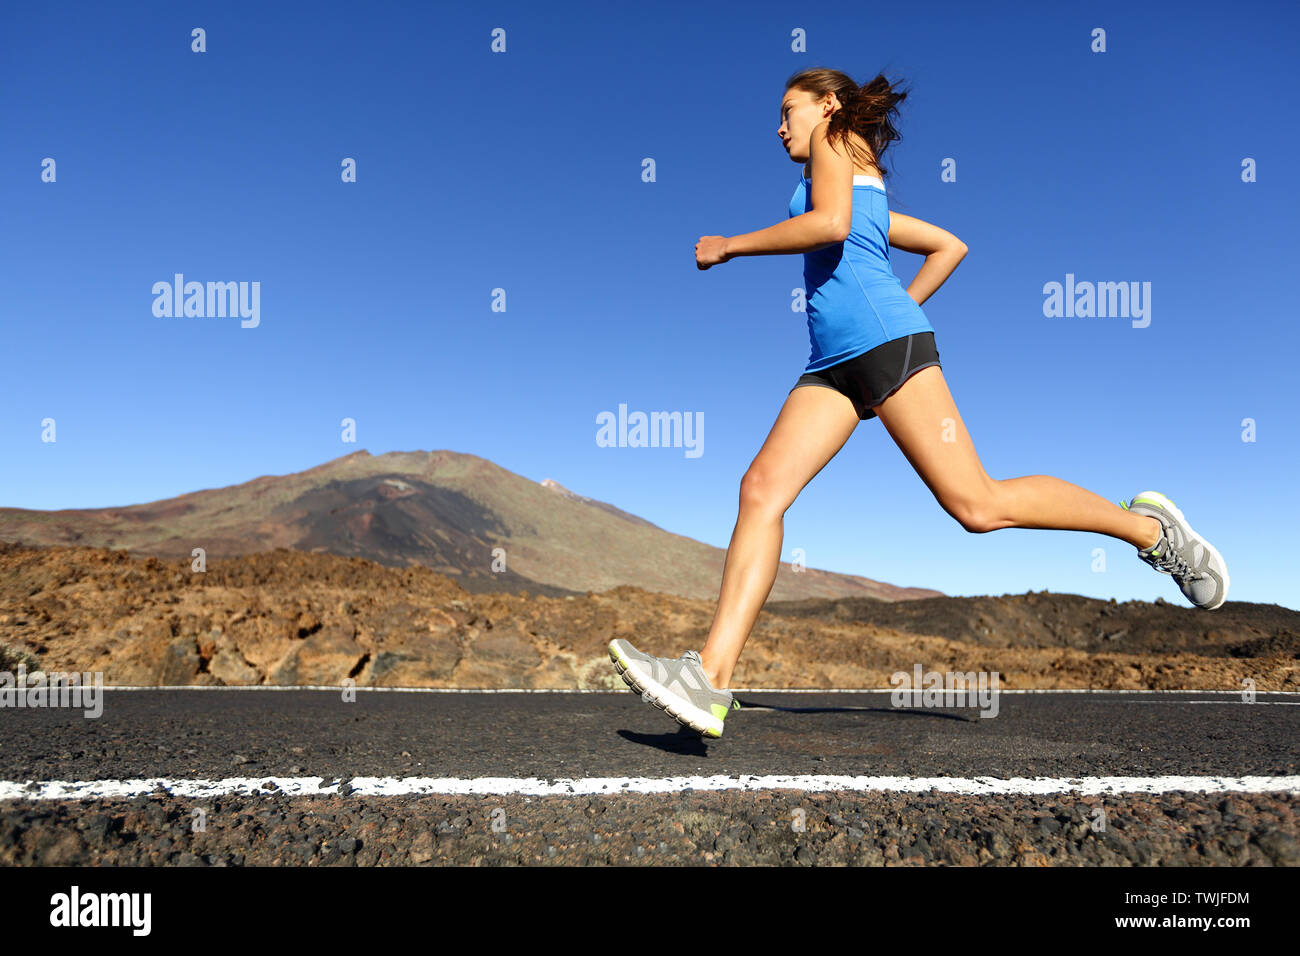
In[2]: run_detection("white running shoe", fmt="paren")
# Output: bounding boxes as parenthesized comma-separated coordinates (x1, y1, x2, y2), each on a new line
(1123, 491, 1229, 610)
(608, 638, 739, 738)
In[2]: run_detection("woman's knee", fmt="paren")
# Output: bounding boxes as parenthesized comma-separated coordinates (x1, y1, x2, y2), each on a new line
(739, 467, 793, 517)
(943, 480, 1003, 533)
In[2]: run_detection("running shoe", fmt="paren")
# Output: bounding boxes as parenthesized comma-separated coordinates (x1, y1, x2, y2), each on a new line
(608, 638, 739, 738)
(1121, 491, 1229, 610)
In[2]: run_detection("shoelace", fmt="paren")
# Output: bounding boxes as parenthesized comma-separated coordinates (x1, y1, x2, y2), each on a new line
(1149, 536, 1198, 581)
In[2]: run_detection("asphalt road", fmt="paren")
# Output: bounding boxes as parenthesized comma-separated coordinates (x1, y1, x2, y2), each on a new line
(1, 689, 1297, 865)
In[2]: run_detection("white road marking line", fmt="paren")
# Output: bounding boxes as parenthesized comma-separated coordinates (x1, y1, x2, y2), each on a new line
(89, 686, 1300, 696)
(2, 775, 1297, 800)
(1118, 701, 1300, 705)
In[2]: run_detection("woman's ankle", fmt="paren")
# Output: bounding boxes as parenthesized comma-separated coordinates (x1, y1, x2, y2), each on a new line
(1136, 515, 1163, 550)
(699, 653, 728, 690)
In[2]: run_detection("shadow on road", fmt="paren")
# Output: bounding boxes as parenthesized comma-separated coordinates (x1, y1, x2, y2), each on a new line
(616, 727, 712, 755)
(613, 704, 976, 755)
(733, 699, 975, 723)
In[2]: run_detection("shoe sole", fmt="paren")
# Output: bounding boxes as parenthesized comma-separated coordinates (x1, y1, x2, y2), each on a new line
(608, 640, 725, 738)
(1132, 490, 1230, 610)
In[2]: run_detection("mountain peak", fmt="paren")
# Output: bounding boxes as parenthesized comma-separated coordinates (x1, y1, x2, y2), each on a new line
(540, 478, 577, 498)
(0, 454, 944, 603)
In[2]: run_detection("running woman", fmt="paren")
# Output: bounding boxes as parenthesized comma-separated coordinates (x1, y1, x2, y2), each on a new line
(608, 68, 1229, 739)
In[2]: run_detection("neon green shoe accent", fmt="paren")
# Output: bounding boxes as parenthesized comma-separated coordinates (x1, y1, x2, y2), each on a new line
(1132, 496, 1166, 510)
(1119, 500, 1130, 510)
(710, 703, 730, 720)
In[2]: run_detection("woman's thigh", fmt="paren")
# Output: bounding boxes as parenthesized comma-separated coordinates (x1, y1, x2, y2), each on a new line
(872, 365, 995, 523)
(741, 383, 861, 514)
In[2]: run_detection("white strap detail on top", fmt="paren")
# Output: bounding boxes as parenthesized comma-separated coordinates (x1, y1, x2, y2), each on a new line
(802, 174, 885, 192)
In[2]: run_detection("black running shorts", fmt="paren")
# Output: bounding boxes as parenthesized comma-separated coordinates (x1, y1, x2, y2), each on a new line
(788, 331, 941, 420)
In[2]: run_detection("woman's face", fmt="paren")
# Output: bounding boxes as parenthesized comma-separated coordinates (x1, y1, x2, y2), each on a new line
(777, 87, 839, 162)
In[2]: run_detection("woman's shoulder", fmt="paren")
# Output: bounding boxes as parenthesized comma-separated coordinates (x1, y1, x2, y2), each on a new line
(801, 164, 885, 180)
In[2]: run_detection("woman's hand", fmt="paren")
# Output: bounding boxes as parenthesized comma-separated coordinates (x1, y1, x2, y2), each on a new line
(695, 235, 732, 270)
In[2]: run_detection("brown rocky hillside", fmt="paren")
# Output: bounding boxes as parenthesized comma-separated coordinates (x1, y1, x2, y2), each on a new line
(2, 543, 1295, 691)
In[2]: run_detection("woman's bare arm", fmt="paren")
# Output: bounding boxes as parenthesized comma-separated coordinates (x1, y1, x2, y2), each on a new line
(888, 210, 967, 306)
(722, 122, 850, 258)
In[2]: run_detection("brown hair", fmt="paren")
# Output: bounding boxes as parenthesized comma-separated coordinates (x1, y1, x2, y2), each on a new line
(784, 68, 911, 183)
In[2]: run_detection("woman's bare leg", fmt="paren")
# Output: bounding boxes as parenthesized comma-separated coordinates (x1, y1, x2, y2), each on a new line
(873, 366, 1164, 549)
(699, 385, 861, 689)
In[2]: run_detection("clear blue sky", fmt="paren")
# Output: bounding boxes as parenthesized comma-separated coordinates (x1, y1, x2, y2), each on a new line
(3, 0, 1296, 610)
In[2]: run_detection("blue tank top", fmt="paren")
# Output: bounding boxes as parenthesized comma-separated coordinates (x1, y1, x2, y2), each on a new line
(788, 174, 934, 372)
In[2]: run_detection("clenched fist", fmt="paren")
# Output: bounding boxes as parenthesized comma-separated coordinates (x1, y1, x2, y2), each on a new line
(695, 235, 732, 270)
